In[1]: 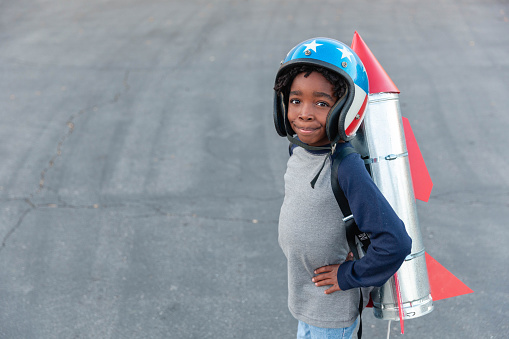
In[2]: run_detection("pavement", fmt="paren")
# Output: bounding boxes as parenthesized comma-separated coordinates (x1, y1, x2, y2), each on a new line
(1, 0, 508, 338)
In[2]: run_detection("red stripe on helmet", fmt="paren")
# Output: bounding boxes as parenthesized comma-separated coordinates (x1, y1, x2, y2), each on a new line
(345, 95, 368, 137)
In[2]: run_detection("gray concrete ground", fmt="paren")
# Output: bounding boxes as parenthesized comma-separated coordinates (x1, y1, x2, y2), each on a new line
(1, 0, 508, 338)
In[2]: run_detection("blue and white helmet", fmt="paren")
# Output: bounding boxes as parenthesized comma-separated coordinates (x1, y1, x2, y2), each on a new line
(274, 37, 369, 143)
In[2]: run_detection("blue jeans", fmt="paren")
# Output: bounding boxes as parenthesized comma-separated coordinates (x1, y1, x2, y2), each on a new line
(297, 318, 358, 339)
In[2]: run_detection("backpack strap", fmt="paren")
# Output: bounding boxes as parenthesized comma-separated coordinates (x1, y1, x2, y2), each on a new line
(330, 147, 371, 260)
(330, 146, 371, 339)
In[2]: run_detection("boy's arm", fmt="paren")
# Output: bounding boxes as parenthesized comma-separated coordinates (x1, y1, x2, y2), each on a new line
(335, 149, 412, 290)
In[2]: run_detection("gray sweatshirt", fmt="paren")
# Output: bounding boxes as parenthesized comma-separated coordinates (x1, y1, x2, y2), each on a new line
(278, 147, 362, 329)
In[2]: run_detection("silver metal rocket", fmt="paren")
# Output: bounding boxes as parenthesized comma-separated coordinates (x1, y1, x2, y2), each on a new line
(350, 32, 434, 322)
(352, 93, 434, 320)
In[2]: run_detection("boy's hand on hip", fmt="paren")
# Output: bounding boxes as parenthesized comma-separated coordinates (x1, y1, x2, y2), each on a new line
(312, 252, 354, 294)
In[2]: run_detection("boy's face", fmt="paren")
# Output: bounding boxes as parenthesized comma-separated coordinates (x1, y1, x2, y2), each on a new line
(287, 71, 337, 146)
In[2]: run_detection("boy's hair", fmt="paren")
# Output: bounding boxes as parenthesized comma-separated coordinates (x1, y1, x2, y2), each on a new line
(274, 65, 348, 102)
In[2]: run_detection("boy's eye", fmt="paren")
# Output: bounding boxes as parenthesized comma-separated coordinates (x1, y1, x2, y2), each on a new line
(290, 99, 300, 104)
(317, 101, 330, 107)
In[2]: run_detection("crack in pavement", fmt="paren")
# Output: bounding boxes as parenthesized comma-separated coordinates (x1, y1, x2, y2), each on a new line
(31, 70, 131, 199)
(1, 70, 131, 253)
(0, 197, 277, 253)
(0, 200, 33, 253)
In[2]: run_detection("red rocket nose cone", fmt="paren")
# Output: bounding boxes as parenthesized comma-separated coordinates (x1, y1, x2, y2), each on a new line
(351, 31, 400, 94)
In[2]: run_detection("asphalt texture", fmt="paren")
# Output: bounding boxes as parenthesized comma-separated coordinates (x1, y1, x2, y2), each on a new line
(1, 1, 508, 338)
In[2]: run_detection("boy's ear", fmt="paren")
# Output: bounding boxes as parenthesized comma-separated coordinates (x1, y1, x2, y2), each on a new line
(326, 89, 348, 143)
(273, 92, 287, 137)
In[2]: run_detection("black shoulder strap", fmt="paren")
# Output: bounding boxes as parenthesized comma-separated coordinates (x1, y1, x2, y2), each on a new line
(330, 147, 356, 220)
(330, 147, 371, 259)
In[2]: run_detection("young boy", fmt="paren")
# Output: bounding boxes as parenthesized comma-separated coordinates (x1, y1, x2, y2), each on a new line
(274, 38, 412, 338)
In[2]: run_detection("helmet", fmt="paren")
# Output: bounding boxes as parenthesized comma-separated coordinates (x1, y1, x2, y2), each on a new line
(273, 37, 369, 143)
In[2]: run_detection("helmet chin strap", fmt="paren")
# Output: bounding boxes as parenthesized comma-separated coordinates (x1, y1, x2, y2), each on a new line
(286, 134, 331, 152)
(286, 134, 337, 189)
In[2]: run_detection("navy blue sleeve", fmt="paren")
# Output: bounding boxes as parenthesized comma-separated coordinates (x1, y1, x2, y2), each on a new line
(336, 147, 412, 290)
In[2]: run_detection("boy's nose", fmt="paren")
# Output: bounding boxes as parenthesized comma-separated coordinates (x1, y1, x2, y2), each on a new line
(298, 107, 314, 120)
(299, 115, 313, 120)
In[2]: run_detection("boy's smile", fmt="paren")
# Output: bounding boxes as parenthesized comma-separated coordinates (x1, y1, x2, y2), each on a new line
(287, 72, 337, 146)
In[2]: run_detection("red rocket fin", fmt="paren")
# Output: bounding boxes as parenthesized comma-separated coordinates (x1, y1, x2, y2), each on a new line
(402, 117, 433, 202)
(351, 31, 400, 94)
(367, 253, 473, 309)
(426, 252, 474, 301)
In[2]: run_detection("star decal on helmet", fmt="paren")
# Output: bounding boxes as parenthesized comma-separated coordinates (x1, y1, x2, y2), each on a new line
(337, 46, 354, 62)
(303, 40, 323, 53)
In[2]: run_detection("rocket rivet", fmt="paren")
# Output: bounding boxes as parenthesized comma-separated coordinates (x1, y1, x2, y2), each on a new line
(355, 114, 360, 120)
(342, 61, 347, 68)
(305, 50, 312, 56)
